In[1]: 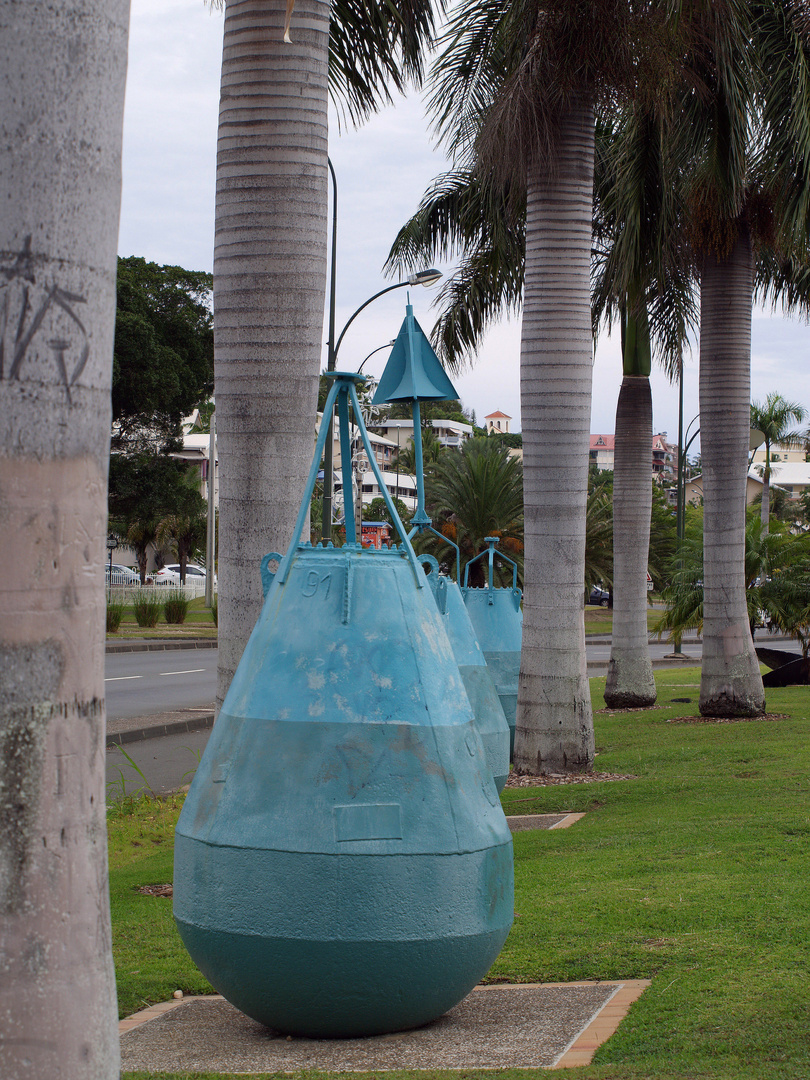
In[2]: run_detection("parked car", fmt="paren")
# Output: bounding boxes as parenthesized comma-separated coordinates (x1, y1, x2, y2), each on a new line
(154, 563, 216, 587)
(588, 586, 610, 607)
(105, 563, 140, 586)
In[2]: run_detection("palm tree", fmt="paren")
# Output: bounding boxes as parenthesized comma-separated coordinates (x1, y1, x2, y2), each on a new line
(679, 3, 810, 716)
(423, 438, 523, 586)
(750, 392, 807, 533)
(156, 511, 208, 583)
(207, 0, 440, 711)
(125, 518, 160, 585)
(591, 108, 697, 708)
(0, 3, 127, 1076)
(393, 0, 684, 774)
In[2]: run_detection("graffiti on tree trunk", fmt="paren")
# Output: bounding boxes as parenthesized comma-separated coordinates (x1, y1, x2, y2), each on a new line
(0, 235, 90, 402)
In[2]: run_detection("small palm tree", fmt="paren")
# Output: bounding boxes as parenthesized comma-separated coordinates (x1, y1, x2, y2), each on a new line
(750, 393, 808, 534)
(423, 438, 523, 586)
(156, 511, 207, 584)
(125, 519, 159, 586)
(584, 487, 613, 598)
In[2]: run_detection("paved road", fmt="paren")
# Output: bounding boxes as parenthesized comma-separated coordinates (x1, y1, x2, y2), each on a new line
(105, 649, 217, 720)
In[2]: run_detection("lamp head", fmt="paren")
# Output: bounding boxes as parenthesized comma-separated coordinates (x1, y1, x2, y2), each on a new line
(407, 268, 442, 287)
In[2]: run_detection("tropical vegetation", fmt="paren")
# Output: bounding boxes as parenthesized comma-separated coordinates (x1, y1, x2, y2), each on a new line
(392, 423, 445, 474)
(109, 455, 208, 584)
(391, 1, 810, 729)
(584, 472, 613, 599)
(655, 512, 810, 655)
(112, 256, 214, 454)
(750, 392, 808, 532)
(417, 437, 524, 585)
(388, 0, 694, 776)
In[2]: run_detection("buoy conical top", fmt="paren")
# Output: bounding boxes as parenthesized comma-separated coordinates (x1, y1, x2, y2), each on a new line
(372, 303, 457, 404)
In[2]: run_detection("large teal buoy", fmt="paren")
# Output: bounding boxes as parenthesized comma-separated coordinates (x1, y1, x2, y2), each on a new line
(462, 538, 523, 757)
(371, 305, 510, 792)
(174, 372, 513, 1038)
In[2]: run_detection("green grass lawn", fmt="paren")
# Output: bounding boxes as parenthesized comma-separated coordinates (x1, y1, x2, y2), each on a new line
(583, 605, 665, 637)
(114, 667, 810, 1080)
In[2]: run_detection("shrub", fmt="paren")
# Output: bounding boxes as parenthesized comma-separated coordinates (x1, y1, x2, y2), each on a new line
(132, 592, 162, 628)
(106, 599, 124, 633)
(163, 589, 190, 625)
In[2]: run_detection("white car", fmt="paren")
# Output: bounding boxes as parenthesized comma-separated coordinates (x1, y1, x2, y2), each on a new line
(105, 563, 141, 586)
(154, 563, 216, 587)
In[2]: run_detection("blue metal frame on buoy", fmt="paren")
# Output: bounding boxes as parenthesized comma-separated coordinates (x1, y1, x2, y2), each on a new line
(275, 371, 424, 588)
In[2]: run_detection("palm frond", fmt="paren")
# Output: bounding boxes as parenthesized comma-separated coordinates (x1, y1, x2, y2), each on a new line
(755, 245, 810, 315)
(429, 242, 524, 368)
(384, 166, 524, 367)
(592, 104, 699, 381)
(329, 0, 443, 127)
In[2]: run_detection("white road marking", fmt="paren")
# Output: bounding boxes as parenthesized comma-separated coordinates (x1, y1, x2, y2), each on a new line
(159, 668, 206, 676)
(105, 675, 143, 682)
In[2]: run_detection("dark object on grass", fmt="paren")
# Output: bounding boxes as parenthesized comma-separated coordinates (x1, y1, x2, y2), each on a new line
(756, 647, 803, 670)
(761, 656, 810, 687)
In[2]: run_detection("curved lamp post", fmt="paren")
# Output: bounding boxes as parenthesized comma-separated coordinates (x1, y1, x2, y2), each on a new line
(358, 340, 396, 373)
(322, 269, 441, 539)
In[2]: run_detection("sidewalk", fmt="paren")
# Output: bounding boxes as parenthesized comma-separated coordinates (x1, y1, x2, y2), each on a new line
(119, 981, 651, 1072)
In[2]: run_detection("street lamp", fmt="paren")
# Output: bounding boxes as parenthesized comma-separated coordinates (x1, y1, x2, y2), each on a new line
(106, 533, 118, 575)
(322, 270, 442, 539)
(358, 340, 396, 373)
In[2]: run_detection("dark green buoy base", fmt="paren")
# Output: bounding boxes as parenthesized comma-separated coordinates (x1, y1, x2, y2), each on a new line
(176, 921, 511, 1038)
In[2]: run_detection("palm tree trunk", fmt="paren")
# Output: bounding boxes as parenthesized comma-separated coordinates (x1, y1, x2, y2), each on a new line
(760, 455, 770, 534)
(0, 3, 128, 1077)
(699, 227, 765, 716)
(605, 376, 656, 707)
(214, 0, 329, 708)
(513, 100, 596, 775)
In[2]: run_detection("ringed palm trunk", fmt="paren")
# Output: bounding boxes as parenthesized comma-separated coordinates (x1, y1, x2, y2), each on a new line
(0, 3, 128, 1077)
(604, 376, 656, 707)
(513, 101, 596, 775)
(698, 227, 765, 716)
(214, 0, 329, 708)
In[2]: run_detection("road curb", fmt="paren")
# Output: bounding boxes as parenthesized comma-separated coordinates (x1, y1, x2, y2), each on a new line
(107, 712, 215, 748)
(106, 639, 217, 654)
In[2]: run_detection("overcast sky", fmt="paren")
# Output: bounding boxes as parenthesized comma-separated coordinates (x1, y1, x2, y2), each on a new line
(120, 0, 810, 447)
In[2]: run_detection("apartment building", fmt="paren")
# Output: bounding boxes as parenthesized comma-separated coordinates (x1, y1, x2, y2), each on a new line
(589, 432, 678, 484)
(371, 417, 474, 450)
